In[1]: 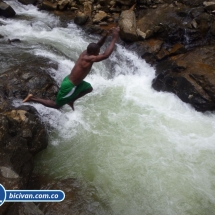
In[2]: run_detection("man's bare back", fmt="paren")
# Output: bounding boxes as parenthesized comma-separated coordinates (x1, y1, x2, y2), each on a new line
(69, 50, 94, 86)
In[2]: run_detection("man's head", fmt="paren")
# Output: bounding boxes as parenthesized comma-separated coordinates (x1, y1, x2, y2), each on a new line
(87, 43, 100, 55)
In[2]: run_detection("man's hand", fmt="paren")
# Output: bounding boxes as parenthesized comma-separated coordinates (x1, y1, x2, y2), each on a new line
(105, 29, 112, 36)
(111, 27, 120, 39)
(90, 27, 120, 62)
(97, 29, 111, 47)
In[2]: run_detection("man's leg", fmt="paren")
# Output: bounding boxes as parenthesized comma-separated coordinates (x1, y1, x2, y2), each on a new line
(23, 94, 60, 109)
(67, 87, 93, 110)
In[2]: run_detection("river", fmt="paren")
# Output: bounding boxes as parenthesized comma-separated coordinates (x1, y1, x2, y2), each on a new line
(1, 1, 215, 215)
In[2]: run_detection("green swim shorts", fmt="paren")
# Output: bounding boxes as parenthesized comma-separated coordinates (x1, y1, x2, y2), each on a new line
(56, 76, 92, 106)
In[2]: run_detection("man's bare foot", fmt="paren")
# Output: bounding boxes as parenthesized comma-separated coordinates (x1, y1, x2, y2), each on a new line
(23, 94, 33, 103)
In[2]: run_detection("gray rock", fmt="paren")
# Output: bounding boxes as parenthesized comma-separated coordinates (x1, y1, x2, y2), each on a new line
(40, 0, 58, 10)
(0, 61, 57, 214)
(152, 46, 215, 112)
(74, 12, 89, 25)
(0, 166, 19, 179)
(0, 1, 16, 18)
(0, 109, 48, 215)
(93, 10, 108, 23)
(0, 67, 58, 105)
(118, 9, 138, 42)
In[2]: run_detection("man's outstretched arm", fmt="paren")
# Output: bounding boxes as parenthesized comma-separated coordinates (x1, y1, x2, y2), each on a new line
(92, 27, 120, 62)
(87, 27, 120, 62)
(97, 31, 109, 47)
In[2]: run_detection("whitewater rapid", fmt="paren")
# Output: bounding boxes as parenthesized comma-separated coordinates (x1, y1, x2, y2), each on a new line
(1, 1, 215, 214)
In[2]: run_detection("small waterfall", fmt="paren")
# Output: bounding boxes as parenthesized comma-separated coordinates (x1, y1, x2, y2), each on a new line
(1, 1, 215, 215)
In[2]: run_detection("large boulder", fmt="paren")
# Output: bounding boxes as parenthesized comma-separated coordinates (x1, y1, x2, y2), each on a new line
(74, 12, 89, 25)
(0, 58, 58, 214)
(118, 7, 138, 42)
(0, 1, 16, 18)
(152, 45, 215, 112)
(137, 4, 186, 40)
(0, 105, 48, 214)
(133, 1, 215, 112)
(0, 67, 58, 112)
(136, 3, 214, 45)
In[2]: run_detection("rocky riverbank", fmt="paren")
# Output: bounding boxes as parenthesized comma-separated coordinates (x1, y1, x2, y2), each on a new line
(1, 0, 215, 214)
(0, 55, 59, 214)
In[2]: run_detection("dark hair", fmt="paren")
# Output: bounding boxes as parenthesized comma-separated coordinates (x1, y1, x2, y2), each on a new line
(87, 43, 100, 55)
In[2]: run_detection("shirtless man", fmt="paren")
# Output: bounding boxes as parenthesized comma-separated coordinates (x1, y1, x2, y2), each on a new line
(23, 27, 120, 110)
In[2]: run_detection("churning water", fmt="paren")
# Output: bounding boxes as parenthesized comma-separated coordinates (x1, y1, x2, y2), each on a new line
(2, 1, 215, 214)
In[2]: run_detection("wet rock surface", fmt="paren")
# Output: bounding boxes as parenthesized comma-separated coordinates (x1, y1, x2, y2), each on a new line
(0, 56, 58, 214)
(0, 106, 48, 215)
(119, 6, 138, 42)
(134, 1, 215, 112)
(0, 1, 16, 17)
(0, 54, 58, 110)
(152, 45, 215, 112)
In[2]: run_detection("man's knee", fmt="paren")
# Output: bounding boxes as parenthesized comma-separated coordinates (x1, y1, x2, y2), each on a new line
(85, 87, 93, 94)
(89, 87, 93, 92)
